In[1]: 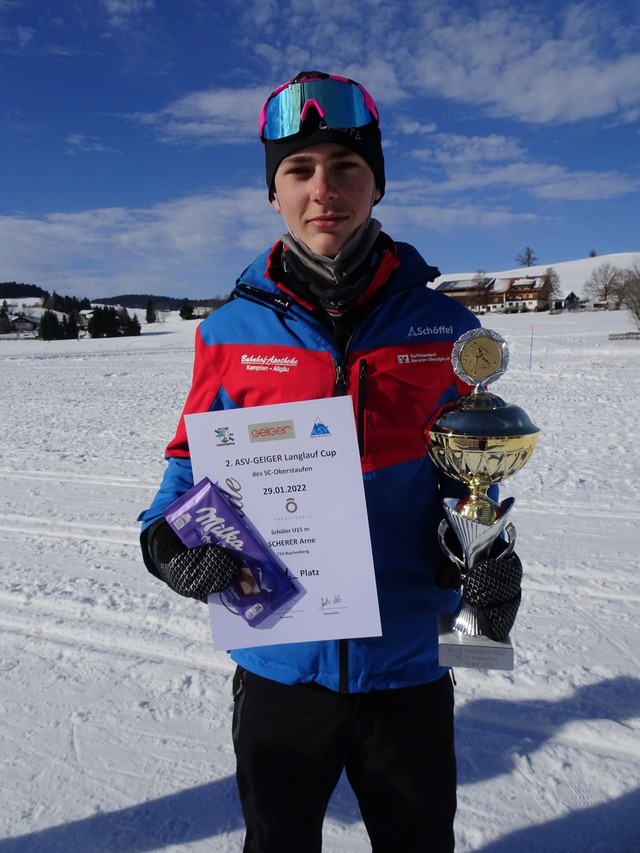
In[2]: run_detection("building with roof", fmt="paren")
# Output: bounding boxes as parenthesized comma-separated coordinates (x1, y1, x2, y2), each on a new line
(434, 274, 552, 314)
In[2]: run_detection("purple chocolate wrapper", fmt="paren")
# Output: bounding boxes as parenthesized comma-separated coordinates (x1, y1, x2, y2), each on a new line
(164, 478, 299, 626)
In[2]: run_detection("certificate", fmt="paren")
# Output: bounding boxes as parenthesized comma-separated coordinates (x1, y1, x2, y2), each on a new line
(185, 397, 382, 649)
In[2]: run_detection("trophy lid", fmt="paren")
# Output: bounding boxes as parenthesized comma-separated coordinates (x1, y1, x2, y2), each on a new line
(452, 328, 508, 388)
(428, 326, 540, 438)
(431, 398, 540, 437)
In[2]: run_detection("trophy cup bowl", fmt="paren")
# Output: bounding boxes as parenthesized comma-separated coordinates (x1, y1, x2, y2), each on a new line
(427, 391, 540, 523)
(424, 328, 540, 639)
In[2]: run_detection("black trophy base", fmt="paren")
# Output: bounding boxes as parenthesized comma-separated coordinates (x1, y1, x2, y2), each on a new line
(438, 614, 514, 670)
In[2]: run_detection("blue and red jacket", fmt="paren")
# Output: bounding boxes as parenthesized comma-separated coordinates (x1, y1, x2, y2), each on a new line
(139, 236, 480, 692)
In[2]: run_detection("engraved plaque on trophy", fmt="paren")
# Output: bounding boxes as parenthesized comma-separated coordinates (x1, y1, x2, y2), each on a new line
(424, 328, 540, 669)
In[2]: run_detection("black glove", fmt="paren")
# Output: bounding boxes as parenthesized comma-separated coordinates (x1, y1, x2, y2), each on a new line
(462, 545, 523, 642)
(435, 527, 522, 641)
(144, 518, 242, 603)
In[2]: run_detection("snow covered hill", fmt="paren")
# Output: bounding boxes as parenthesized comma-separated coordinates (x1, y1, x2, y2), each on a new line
(435, 251, 639, 299)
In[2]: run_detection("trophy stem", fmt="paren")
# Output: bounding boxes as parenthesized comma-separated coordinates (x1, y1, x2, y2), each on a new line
(450, 601, 480, 636)
(443, 496, 515, 569)
(442, 498, 516, 637)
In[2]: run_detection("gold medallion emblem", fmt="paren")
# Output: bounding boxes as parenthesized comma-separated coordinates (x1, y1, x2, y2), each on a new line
(458, 336, 503, 382)
(451, 328, 509, 387)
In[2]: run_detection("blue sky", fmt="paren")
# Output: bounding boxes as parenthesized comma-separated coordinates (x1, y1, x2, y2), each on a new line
(2, 0, 639, 300)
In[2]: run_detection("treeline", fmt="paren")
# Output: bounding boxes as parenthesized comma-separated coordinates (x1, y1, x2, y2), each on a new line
(46, 291, 92, 314)
(1, 282, 92, 315)
(98, 293, 229, 311)
(2, 280, 232, 341)
(0, 282, 47, 299)
(87, 306, 141, 337)
(38, 306, 141, 340)
(1, 283, 229, 313)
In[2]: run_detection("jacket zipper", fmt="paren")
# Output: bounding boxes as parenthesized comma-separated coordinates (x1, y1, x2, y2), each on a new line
(333, 351, 369, 694)
(333, 357, 350, 693)
(334, 356, 368, 454)
(334, 360, 347, 396)
(234, 282, 292, 311)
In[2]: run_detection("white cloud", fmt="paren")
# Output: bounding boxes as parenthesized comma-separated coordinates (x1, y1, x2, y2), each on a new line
(404, 3, 640, 124)
(132, 87, 266, 145)
(0, 182, 539, 300)
(2, 0, 637, 299)
(101, 0, 155, 30)
(0, 190, 282, 299)
(415, 132, 529, 166)
(435, 160, 638, 201)
(404, 127, 638, 202)
(128, 2, 639, 159)
(66, 134, 118, 155)
(399, 119, 438, 136)
(379, 189, 539, 232)
(229, 0, 640, 125)
(243, 0, 283, 31)
(0, 23, 34, 50)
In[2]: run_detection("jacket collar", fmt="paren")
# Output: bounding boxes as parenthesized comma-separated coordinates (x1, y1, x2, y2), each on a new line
(234, 235, 440, 314)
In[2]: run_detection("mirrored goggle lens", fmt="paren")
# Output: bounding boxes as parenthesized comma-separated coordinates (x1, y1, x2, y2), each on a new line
(261, 78, 376, 140)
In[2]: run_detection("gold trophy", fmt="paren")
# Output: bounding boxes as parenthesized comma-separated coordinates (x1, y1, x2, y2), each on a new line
(424, 328, 540, 669)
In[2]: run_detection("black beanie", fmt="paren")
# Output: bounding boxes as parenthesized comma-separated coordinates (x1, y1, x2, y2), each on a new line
(263, 76, 385, 204)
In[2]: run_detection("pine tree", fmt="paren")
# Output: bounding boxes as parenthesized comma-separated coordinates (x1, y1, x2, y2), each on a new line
(0, 301, 11, 334)
(66, 313, 79, 339)
(179, 301, 195, 320)
(39, 310, 61, 340)
(124, 312, 141, 336)
(104, 307, 121, 336)
(87, 307, 102, 337)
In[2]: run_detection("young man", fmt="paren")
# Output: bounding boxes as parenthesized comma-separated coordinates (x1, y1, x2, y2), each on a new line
(139, 71, 522, 852)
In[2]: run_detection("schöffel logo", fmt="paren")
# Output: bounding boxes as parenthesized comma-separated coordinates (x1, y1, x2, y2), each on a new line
(407, 324, 454, 338)
(248, 420, 296, 443)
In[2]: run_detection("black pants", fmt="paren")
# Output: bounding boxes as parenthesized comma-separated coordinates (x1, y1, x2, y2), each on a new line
(232, 668, 456, 853)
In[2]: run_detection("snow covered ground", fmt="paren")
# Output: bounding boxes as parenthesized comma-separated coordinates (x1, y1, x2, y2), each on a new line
(1, 299, 639, 851)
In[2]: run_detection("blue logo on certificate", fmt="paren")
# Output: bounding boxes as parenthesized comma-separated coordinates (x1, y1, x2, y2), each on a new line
(310, 418, 331, 437)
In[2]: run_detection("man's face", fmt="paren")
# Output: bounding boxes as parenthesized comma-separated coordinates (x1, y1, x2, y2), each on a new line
(272, 142, 381, 258)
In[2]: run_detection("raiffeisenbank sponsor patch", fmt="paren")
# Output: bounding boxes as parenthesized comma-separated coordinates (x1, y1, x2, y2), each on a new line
(248, 420, 296, 443)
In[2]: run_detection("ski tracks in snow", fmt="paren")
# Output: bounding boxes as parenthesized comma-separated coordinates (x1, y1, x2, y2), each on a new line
(1, 313, 639, 851)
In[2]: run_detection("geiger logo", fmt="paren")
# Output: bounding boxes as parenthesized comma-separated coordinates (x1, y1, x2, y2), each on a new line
(248, 420, 296, 443)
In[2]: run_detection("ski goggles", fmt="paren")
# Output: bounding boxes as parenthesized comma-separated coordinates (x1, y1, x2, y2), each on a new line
(259, 74, 379, 141)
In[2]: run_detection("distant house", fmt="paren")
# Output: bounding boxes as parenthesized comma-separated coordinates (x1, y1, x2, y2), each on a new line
(502, 275, 551, 313)
(78, 309, 93, 328)
(435, 273, 552, 313)
(564, 292, 582, 311)
(10, 313, 40, 332)
(588, 294, 620, 311)
(435, 278, 494, 314)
